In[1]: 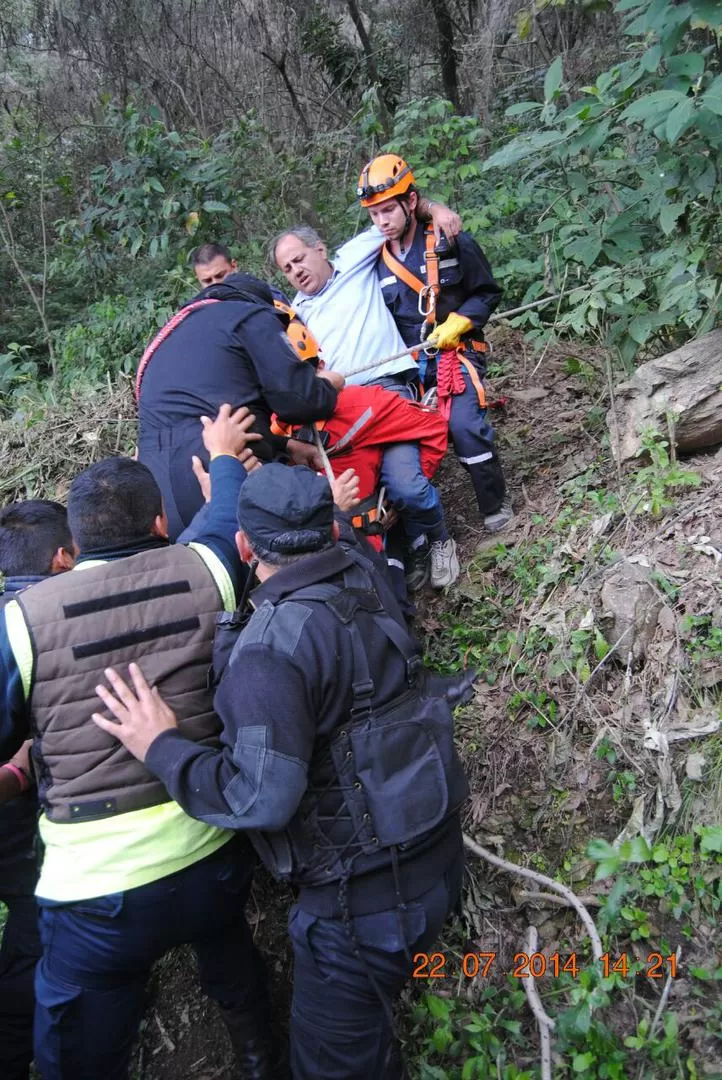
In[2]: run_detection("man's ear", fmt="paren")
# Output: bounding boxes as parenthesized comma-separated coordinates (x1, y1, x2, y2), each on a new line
(408, 190, 419, 213)
(317, 242, 329, 261)
(50, 546, 76, 573)
(236, 529, 255, 564)
(331, 521, 341, 542)
(151, 512, 169, 540)
(230, 259, 238, 272)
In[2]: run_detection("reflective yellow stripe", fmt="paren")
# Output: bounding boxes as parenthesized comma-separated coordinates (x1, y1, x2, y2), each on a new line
(4, 599, 34, 701)
(188, 542, 236, 613)
(38, 802, 233, 901)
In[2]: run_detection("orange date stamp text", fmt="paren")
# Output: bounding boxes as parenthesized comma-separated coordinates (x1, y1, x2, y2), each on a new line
(412, 951, 679, 980)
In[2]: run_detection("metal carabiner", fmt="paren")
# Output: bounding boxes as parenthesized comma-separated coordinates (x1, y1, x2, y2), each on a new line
(418, 285, 437, 320)
(419, 321, 439, 359)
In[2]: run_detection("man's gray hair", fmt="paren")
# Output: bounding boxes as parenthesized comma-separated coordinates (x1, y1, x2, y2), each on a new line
(249, 537, 336, 567)
(268, 225, 325, 267)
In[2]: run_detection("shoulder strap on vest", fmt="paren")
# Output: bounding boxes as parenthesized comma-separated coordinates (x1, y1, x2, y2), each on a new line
(280, 572, 422, 716)
(423, 226, 440, 325)
(381, 243, 424, 295)
(4, 598, 34, 701)
(186, 542, 236, 613)
(381, 226, 440, 326)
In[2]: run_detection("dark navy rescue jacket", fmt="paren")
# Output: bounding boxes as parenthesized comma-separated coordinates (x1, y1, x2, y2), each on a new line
(138, 281, 337, 441)
(378, 227, 502, 348)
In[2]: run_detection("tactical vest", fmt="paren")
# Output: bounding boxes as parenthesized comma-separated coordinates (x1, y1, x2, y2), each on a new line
(216, 561, 469, 886)
(14, 545, 228, 824)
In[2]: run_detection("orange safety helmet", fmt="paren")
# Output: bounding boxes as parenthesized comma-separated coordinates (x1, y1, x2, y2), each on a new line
(357, 154, 416, 208)
(273, 299, 321, 363)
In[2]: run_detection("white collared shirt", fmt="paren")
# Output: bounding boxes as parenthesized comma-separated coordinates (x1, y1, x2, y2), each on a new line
(292, 228, 411, 386)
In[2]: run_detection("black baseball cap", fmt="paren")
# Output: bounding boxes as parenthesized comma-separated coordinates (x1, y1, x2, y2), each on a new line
(237, 464, 334, 554)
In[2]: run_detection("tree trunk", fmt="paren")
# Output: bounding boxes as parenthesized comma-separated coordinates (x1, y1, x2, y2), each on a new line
(345, 0, 391, 135)
(428, 0, 459, 109)
(260, 49, 312, 137)
(608, 329, 722, 462)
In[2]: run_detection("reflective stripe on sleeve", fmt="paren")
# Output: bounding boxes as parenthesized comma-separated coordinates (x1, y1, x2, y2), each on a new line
(458, 452, 493, 465)
(4, 600, 34, 701)
(187, 543, 236, 613)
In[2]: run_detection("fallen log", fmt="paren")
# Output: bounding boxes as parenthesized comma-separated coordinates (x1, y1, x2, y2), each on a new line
(608, 329, 722, 463)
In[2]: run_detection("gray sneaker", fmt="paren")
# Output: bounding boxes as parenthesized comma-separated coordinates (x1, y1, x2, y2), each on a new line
(430, 538, 460, 588)
(483, 499, 513, 533)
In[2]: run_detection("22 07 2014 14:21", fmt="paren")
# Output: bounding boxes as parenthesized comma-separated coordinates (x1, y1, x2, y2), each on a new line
(413, 951, 679, 980)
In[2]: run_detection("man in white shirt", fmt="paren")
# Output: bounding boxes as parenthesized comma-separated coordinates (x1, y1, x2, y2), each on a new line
(273, 226, 409, 388)
(270, 206, 461, 592)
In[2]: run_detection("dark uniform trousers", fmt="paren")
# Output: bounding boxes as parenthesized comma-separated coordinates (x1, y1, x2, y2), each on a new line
(0, 887, 42, 1080)
(33, 837, 269, 1080)
(138, 422, 207, 542)
(443, 350, 506, 517)
(288, 857, 463, 1080)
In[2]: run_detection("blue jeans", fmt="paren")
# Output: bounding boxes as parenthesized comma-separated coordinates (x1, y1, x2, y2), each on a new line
(288, 854, 463, 1079)
(34, 837, 268, 1080)
(379, 442, 445, 543)
(371, 374, 446, 544)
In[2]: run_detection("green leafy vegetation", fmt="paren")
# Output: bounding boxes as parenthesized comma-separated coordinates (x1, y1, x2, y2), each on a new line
(1, 0, 719, 410)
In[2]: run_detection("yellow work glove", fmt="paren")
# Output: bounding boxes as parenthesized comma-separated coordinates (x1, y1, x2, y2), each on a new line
(426, 312, 473, 350)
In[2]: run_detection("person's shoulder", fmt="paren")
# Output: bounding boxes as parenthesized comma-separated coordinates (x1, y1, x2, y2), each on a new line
(455, 230, 486, 255)
(231, 594, 324, 663)
(334, 227, 383, 273)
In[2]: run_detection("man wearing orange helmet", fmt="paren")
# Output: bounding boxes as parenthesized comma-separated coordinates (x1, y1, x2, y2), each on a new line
(358, 154, 512, 534)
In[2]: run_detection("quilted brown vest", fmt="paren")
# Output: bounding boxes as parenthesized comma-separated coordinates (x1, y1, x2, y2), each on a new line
(16, 545, 225, 823)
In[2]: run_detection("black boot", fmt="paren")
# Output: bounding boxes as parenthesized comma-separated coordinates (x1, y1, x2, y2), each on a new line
(219, 1003, 284, 1080)
(405, 537, 430, 592)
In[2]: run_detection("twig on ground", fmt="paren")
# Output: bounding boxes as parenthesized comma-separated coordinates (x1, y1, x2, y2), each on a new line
(605, 353, 623, 490)
(569, 625, 633, 710)
(649, 945, 682, 1040)
(521, 926, 555, 1080)
(518, 890, 602, 908)
(463, 833, 604, 960)
(624, 490, 711, 558)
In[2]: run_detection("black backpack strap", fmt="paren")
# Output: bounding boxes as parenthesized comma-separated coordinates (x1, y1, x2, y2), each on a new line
(281, 570, 423, 714)
(281, 583, 376, 717)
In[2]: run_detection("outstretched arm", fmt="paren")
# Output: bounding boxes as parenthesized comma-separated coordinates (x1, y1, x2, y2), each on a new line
(241, 307, 338, 423)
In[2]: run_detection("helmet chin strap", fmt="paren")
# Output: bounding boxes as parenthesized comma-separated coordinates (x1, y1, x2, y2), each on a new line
(396, 197, 414, 254)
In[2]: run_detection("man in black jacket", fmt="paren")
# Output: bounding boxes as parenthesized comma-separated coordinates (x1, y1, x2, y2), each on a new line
(92, 464, 469, 1080)
(0, 500, 75, 1080)
(137, 272, 339, 539)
